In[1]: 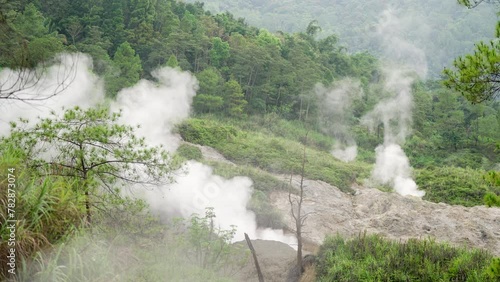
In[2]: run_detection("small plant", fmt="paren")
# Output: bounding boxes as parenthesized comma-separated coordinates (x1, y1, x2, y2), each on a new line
(176, 143, 204, 161)
(182, 208, 242, 271)
(484, 192, 500, 207)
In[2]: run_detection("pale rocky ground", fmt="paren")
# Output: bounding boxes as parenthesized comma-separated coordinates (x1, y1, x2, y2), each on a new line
(197, 144, 500, 281)
(271, 176, 500, 257)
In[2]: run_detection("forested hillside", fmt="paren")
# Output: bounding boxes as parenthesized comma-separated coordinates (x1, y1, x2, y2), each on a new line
(0, 0, 499, 281)
(1, 0, 498, 169)
(185, 0, 498, 77)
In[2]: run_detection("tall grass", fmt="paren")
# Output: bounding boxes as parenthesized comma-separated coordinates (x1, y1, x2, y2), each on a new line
(315, 233, 498, 281)
(415, 166, 500, 206)
(1, 147, 84, 280)
(16, 213, 244, 282)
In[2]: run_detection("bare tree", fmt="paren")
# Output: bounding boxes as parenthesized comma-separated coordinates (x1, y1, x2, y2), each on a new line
(458, 0, 500, 8)
(288, 132, 311, 273)
(0, 54, 79, 102)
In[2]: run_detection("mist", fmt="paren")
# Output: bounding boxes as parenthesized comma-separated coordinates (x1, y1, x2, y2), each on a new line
(315, 79, 363, 162)
(0, 54, 104, 136)
(362, 9, 426, 198)
(0, 53, 297, 247)
(111, 67, 297, 245)
(111, 67, 198, 151)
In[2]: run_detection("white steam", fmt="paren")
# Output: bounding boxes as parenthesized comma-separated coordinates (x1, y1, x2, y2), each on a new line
(362, 9, 425, 197)
(111, 67, 198, 151)
(0, 53, 103, 136)
(0, 55, 296, 246)
(315, 79, 363, 162)
(144, 161, 297, 244)
(110, 67, 296, 246)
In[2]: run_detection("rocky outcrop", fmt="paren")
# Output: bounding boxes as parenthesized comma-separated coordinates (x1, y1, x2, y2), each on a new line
(271, 176, 500, 257)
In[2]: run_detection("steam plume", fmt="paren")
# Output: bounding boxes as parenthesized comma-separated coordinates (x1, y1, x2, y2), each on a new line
(0, 54, 103, 136)
(315, 79, 362, 162)
(362, 9, 425, 197)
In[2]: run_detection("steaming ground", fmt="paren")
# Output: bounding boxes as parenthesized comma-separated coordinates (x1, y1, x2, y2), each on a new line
(110, 67, 297, 245)
(143, 161, 297, 245)
(361, 9, 426, 197)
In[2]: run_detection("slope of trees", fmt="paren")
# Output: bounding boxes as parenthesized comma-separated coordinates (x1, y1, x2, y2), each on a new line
(185, 0, 497, 77)
(0, 0, 379, 117)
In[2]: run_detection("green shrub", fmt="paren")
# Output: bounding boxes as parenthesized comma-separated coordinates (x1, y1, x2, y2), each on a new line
(176, 143, 203, 161)
(177, 119, 239, 147)
(316, 233, 495, 281)
(484, 192, 500, 207)
(180, 117, 369, 193)
(486, 258, 500, 280)
(416, 166, 499, 206)
(0, 147, 84, 280)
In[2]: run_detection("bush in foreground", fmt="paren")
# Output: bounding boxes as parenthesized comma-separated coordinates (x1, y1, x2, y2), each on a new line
(315, 233, 498, 281)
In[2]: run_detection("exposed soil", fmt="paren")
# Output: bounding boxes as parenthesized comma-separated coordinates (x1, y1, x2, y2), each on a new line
(271, 175, 500, 257)
(199, 145, 500, 281)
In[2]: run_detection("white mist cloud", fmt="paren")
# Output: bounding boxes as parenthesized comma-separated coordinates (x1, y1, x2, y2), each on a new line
(362, 9, 425, 198)
(372, 144, 424, 197)
(315, 79, 363, 162)
(110, 66, 296, 246)
(0, 53, 104, 136)
(0, 54, 295, 247)
(332, 145, 358, 163)
(111, 67, 198, 152)
(143, 161, 297, 245)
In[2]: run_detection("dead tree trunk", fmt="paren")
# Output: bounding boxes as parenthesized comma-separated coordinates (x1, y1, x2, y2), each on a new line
(244, 233, 264, 282)
(289, 132, 308, 273)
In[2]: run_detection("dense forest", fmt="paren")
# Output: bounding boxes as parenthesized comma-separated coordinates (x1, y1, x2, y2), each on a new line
(0, 0, 499, 281)
(185, 0, 498, 77)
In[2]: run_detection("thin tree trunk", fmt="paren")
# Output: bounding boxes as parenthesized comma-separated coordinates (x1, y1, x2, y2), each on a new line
(85, 190, 91, 225)
(245, 233, 264, 282)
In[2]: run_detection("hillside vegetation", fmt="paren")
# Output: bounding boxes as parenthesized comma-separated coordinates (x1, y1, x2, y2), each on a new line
(186, 0, 498, 77)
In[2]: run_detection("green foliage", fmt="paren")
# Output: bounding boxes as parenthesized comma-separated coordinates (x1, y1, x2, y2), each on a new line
(484, 192, 500, 207)
(415, 166, 499, 206)
(194, 94, 224, 113)
(444, 38, 500, 104)
(16, 207, 240, 282)
(176, 143, 203, 161)
(166, 54, 179, 68)
(316, 233, 496, 281)
(210, 37, 230, 67)
(177, 118, 240, 147)
(0, 147, 82, 280)
(486, 258, 500, 280)
(2, 106, 173, 225)
(189, 0, 496, 78)
(183, 208, 240, 269)
(222, 79, 247, 117)
(106, 41, 143, 97)
(179, 118, 369, 192)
